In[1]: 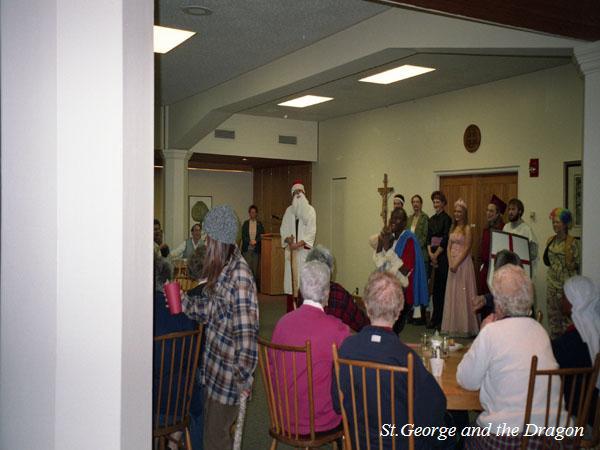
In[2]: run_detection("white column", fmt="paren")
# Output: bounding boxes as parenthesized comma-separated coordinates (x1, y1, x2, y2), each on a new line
(574, 41, 600, 279)
(163, 149, 191, 247)
(0, 0, 153, 449)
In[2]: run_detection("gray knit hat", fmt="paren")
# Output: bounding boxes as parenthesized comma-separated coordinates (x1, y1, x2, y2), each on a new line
(203, 205, 239, 244)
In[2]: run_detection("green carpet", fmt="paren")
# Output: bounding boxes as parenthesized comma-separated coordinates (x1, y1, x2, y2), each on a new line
(240, 294, 429, 450)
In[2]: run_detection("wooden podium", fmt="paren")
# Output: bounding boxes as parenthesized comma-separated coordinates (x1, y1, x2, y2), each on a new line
(260, 233, 284, 295)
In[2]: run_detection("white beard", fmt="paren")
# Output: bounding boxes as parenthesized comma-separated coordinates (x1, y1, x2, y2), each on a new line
(292, 193, 311, 222)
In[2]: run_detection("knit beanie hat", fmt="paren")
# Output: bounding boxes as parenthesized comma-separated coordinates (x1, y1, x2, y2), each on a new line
(203, 205, 239, 244)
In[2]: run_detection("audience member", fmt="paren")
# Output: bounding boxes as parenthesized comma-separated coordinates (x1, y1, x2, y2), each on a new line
(457, 264, 561, 449)
(441, 198, 478, 337)
(297, 245, 370, 332)
(544, 208, 581, 338)
(171, 223, 204, 260)
(271, 260, 351, 434)
(552, 276, 599, 424)
(333, 271, 448, 450)
(407, 194, 430, 325)
(154, 219, 170, 258)
(427, 191, 452, 330)
(374, 207, 429, 334)
(241, 204, 265, 286)
(182, 205, 258, 450)
(478, 195, 506, 295)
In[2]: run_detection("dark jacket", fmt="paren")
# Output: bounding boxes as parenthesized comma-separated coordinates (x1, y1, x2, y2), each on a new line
(241, 219, 265, 254)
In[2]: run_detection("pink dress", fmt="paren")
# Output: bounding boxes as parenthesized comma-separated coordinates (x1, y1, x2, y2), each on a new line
(441, 230, 479, 336)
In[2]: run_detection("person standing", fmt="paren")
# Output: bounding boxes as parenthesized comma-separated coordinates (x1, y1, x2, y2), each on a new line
(392, 194, 405, 209)
(280, 179, 317, 311)
(375, 207, 429, 334)
(544, 208, 581, 338)
(182, 205, 259, 450)
(478, 195, 506, 295)
(427, 191, 452, 330)
(241, 204, 265, 287)
(441, 199, 479, 337)
(503, 198, 538, 265)
(171, 223, 204, 260)
(407, 194, 429, 325)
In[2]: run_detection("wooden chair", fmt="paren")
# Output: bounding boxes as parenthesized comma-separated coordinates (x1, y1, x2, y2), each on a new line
(153, 329, 203, 450)
(332, 345, 415, 450)
(521, 353, 600, 450)
(175, 276, 198, 292)
(257, 337, 344, 450)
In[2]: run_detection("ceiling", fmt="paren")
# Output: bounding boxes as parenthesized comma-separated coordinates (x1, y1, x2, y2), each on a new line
(156, 1, 575, 124)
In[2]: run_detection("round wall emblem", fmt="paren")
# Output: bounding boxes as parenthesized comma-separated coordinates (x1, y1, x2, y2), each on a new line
(464, 124, 481, 153)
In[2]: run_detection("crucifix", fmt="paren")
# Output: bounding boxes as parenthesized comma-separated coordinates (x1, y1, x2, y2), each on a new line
(377, 173, 394, 228)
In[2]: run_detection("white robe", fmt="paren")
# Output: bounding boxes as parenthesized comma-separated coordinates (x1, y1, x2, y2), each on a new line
(280, 204, 317, 295)
(502, 220, 538, 263)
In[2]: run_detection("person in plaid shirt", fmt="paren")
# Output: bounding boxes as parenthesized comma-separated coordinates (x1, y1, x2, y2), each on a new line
(296, 245, 370, 332)
(182, 205, 259, 450)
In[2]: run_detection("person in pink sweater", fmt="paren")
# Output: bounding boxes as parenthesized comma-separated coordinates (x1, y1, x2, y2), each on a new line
(271, 260, 351, 434)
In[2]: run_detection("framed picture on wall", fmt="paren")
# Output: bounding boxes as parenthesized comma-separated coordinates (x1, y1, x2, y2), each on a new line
(189, 195, 212, 232)
(564, 161, 582, 235)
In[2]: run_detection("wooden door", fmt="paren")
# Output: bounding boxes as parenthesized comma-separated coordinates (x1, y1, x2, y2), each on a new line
(439, 173, 518, 264)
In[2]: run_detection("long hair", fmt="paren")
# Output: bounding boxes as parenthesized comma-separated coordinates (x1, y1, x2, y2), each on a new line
(451, 199, 468, 234)
(202, 236, 235, 291)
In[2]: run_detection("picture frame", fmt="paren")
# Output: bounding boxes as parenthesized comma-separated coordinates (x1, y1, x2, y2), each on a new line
(564, 161, 582, 235)
(188, 195, 212, 231)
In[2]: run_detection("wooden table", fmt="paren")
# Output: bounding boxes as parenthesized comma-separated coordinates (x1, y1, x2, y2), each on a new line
(408, 343, 482, 411)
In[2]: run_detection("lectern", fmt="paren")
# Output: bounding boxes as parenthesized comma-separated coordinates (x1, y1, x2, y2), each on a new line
(260, 233, 284, 295)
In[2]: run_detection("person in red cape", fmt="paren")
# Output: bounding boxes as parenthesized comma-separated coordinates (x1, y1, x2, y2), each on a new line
(478, 194, 506, 295)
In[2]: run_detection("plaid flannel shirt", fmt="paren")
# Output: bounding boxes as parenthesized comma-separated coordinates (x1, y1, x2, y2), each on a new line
(182, 246, 259, 406)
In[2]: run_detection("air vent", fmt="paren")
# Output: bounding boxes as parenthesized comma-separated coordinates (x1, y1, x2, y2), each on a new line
(278, 135, 297, 145)
(214, 129, 235, 139)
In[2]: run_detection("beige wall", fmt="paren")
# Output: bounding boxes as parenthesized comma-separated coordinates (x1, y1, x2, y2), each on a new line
(313, 64, 583, 321)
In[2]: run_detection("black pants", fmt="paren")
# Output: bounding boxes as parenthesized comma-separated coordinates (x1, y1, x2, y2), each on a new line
(430, 256, 448, 328)
(393, 305, 413, 335)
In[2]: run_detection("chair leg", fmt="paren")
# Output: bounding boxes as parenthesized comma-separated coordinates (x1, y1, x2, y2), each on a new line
(269, 438, 278, 450)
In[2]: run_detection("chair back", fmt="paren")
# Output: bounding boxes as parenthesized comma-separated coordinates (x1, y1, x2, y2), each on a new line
(257, 337, 343, 447)
(153, 328, 203, 449)
(332, 345, 414, 450)
(521, 353, 600, 450)
(175, 276, 198, 292)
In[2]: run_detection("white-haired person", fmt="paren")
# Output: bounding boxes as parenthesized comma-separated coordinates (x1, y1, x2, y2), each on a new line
(297, 245, 370, 332)
(271, 260, 351, 435)
(333, 271, 448, 450)
(551, 276, 599, 426)
(280, 178, 317, 311)
(457, 264, 561, 449)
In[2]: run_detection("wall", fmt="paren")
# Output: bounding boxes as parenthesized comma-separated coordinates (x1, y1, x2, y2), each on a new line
(191, 114, 318, 161)
(313, 64, 583, 321)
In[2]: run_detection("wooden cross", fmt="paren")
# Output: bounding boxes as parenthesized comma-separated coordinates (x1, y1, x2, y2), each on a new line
(377, 173, 394, 227)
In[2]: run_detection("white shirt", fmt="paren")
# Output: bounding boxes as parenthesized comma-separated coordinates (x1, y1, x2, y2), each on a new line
(171, 237, 203, 260)
(503, 220, 538, 261)
(456, 317, 560, 431)
(303, 299, 324, 311)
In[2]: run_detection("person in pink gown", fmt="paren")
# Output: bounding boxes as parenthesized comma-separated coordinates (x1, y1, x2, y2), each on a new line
(441, 198, 479, 337)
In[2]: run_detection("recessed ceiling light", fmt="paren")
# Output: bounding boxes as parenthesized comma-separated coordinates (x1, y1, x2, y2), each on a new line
(278, 95, 333, 108)
(153, 25, 196, 54)
(242, 158, 248, 161)
(359, 64, 435, 85)
(181, 5, 212, 16)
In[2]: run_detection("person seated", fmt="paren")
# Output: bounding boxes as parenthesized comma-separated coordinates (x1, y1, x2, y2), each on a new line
(552, 276, 599, 427)
(271, 260, 351, 434)
(170, 223, 204, 261)
(186, 245, 207, 297)
(333, 271, 448, 450)
(152, 254, 198, 450)
(296, 245, 370, 332)
(154, 219, 170, 258)
(457, 264, 561, 449)
(471, 249, 522, 319)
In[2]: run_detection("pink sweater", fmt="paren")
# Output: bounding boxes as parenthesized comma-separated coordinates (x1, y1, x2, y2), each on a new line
(271, 304, 351, 434)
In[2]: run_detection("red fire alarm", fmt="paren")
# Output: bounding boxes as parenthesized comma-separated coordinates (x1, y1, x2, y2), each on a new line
(529, 158, 539, 177)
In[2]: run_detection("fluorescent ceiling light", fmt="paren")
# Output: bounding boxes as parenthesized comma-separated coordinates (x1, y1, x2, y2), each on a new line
(154, 25, 195, 54)
(278, 95, 333, 108)
(359, 64, 435, 84)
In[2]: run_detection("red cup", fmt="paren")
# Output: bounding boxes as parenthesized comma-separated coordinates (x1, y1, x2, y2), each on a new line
(164, 281, 182, 315)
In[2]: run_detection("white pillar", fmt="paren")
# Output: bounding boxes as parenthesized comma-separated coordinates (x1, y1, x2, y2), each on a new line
(163, 149, 191, 247)
(574, 41, 600, 280)
(0, 0, 153, 449)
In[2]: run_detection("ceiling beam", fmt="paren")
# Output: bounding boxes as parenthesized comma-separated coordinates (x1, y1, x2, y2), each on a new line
(368, 0, 600, 41)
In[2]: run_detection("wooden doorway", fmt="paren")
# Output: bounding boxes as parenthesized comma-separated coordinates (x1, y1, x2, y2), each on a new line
(439, 172, 518, 263)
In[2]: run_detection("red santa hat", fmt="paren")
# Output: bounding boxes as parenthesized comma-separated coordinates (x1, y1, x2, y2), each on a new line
(490, 194, 507, 214)
(291, 179, 305, 194)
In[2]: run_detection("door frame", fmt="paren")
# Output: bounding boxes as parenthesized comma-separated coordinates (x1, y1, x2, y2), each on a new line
(433, 165, 519, 189)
